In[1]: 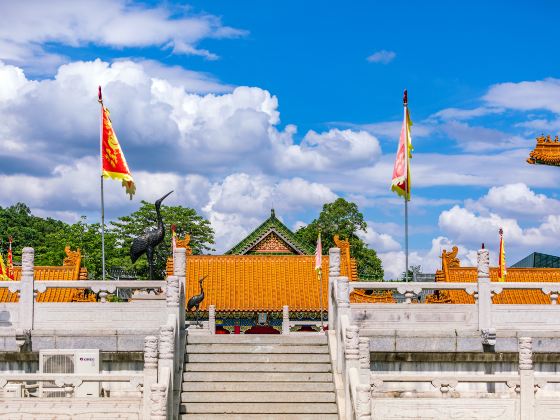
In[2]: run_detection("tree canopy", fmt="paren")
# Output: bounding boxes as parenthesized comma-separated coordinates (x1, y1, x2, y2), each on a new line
(0, 202, 214, 279)
(295, 198, 384, 279)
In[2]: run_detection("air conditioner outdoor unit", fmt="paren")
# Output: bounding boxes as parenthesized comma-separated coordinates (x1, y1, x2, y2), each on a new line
(0, 383, 23, 398)
(39, 349, 100, 398)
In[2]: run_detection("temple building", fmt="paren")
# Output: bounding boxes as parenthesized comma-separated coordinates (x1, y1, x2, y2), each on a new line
(167, 209, 361, 332)
(426, 246, 560, 304)
(527, 134, 560, 166)
(0, 246, 94, 303)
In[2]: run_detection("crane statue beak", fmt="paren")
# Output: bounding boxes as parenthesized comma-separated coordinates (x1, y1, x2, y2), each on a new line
(160, 190, 173, 201)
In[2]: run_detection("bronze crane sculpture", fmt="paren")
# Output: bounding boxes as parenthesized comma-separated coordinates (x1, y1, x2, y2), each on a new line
(130, 190, 173, 279)
(187, 275, 207, 326)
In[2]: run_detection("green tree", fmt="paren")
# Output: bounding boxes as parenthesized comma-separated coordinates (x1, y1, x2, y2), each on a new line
(296, 198, 383, 279)
(110, 201, 214, 279)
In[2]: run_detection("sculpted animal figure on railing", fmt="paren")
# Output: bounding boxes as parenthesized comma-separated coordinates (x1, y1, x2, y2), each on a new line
(187, 275, 207, 326)
(130, 191, 173, 279)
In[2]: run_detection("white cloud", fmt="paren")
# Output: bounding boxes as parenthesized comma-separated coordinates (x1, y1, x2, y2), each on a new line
(440, 121, 528, 152)
(483, 78, 560, 114)
(366, 50, 396, 64)
(0, 0, 246, 70)
(430, 106, 504, 121)
(358, 223, 401, 252)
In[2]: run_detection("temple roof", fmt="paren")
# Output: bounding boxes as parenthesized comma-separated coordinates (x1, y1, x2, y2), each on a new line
(225, 209, 314, 255)
(168, 236, 358, 312)
(432, 246, 560, 304)
(0, 247, 92, 303)
(527, 134, 560, 166)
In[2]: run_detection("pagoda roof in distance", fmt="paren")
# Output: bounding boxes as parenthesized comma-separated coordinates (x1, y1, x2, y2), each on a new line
(225, 209, 314, 255)
(527, 134, 560, 166)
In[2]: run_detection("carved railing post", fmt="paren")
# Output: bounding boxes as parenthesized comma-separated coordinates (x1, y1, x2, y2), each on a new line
(282, 305, 290, 335)
(208, 305, 216, 335)
(328, 247, 340, 330)
(20, 247, 34, 331)
(336, 276, 350, 374)
(166, 276, 180, 311)
(173, 247, 186, 333)
(158, 322, 174, 419)
(356, 383, 372, 420)
(359, 337, 370, 383)
(477, 247, 495, 345)
(150, 383, 167, 420)
(345, 325, 360, 420)
(143, 336, 158, 419)
(519, 337, 534, 420)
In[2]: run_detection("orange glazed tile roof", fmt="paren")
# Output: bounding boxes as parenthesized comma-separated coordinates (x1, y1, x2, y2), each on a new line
(527, 134, 560, 166)
(0, 247, 92, 303)
(433, 246, 560, 304)
(168, 235, 359, 312)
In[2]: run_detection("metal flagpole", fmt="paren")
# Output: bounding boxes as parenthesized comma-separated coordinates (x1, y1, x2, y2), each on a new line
(98, 86, 106, 281)
(403, 90, 409, 282)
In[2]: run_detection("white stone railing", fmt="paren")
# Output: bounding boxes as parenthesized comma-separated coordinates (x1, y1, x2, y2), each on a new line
(328, 245, 560, 420)
(0, 247, 187, 420)
(281, 305, 324, 334)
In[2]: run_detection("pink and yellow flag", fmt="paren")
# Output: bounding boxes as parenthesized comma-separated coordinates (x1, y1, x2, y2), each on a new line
(7, 237, 14, 280)
(391, 90, 413, 201)
(99, 87, 136, 199)
(315, 231, 322, 272)
(498, 228, 506, 282)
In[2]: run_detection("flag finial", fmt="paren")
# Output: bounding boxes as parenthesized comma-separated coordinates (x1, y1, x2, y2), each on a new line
(499, 227, 503, 236)
(403, 89, 408, 106)
(98, 86, 103, 103)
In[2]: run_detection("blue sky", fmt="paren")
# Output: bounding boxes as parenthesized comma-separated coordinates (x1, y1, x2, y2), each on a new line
(0, 0, 559, 277)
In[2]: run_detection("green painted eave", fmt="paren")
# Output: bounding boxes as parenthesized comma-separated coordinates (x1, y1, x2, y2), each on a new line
(225, 210, 314, 255)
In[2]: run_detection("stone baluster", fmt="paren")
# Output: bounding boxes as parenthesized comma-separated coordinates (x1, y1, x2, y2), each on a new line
(173, 247, 187, 333)
(158, 323, 174, 419)
(328, 247, 340, 330)
(356, 383, 372, 420)
(359, 337, 370, 383)
(208, 305, 216, 335)
(166, 276, 180, 310)
(282, 305, 290, 335)
(143, 336, 158, 419)
(519, 337, 535, 420)
(345, 325, 360, 420)
(477, 247, 495, 345)
(150, 383, 167, 420)
(336, 276, 350, 374)
(19, 247, 34, 331)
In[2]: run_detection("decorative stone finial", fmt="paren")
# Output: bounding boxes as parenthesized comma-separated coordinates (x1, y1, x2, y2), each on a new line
(150, 383, 167, 419)
(337, 276, 350, 309)
(144, 336, 158, 369)
(158, 324, 174, 360)
(329, 248, 341, 277)
(345, 325, 360, 360)
(477, 248, 490, 278)
(166, 276, 180, 308)
(518, 337, 533, 370)
(359, 337, 370, 369)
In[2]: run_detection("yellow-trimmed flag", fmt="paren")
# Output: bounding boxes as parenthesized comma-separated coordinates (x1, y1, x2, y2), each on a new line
(0, 253, 8, 281)
(315, 231, 322, 273)
(7, 237, 14, 280)
(391, 90, 413, 200)
(498, 228, 506, 282)
(99, 86, 136, 199)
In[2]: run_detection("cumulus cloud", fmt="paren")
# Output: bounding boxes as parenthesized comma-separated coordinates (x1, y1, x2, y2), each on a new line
(484, 78, 560, 114)
(358, 223, 401, 252)
(366, 50, 396, 64)
(0, 0, 246, 70)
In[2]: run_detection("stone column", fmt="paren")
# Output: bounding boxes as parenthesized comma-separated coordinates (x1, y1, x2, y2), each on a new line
(173, 247, 186, 333)
(158, 323, 174, 419)
(19, 247, 34, 331)
(143, 336, 158, 419)
(356, 383, 372, 420)
(359, 337, 370, 383)
(519, 337, 534, 420)
(328, 247, 341, 330)
(208, 305, 216, 335)
(477, 247, 495, 345)
(282, 305, 290, 335)
(337, 276, 350, 374)
(345, 325, 360, 420)
(150, 383, 167, 420)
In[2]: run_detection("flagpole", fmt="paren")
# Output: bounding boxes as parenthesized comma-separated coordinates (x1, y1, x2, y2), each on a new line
(403, 90, 409, 282)
(98, 86, 106, 281)
(318, 268, 324, 330)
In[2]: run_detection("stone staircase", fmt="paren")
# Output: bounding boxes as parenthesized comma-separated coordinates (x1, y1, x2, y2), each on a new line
(180, 334, 338, 419)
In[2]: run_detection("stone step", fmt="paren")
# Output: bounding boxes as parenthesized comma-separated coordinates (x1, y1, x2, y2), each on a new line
(186, 352, 331, 364)
(180, 414, 339, 420)
(186, 334, 327, 345)
(183, 371, 333, 382)
(186, 344, 329, 354)
(184, 362, 332, 372)
(180, 402, 339, 414)
(181, 391, 336, 403)
(182, 381, 335, 392)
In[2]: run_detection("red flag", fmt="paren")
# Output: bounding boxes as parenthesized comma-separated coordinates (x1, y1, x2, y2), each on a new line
(7, 237, 14, 280)
(99, 87, 136, 199)
(391, 90, 413, 200)
(0, 253, 7, 281)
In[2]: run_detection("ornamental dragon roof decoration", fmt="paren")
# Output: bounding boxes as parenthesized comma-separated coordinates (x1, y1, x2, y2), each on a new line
(225, 209, 314, 256)
(527, 134, 560, 166)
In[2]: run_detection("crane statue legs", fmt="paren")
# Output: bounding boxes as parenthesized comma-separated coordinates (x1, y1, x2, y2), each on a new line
(130, 191, 173, 279)
(187, 276, 207, 327)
